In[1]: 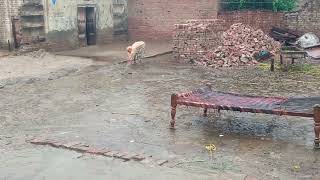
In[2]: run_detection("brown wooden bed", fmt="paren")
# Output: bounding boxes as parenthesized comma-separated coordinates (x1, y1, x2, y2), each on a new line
(170, 85, 320, 148)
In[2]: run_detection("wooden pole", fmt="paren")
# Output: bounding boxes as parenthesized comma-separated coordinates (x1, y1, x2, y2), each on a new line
(170, 94, 178, 129)
(314, 105, 320, 149)
(8, 40, 11, 52)
(270, 58, 275, 72)
(203, 108, 208, 117)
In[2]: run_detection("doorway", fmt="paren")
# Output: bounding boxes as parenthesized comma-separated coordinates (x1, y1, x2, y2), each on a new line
(77, 6, 96, 46)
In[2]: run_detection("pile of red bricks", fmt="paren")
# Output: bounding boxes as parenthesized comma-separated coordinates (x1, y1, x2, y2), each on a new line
(207, 23, 281, 67)
(172, 19, 226, 66)
(173, 20, 281, 68)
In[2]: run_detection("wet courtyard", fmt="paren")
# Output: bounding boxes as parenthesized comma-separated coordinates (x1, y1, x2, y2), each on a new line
(1, 51, 320, 179)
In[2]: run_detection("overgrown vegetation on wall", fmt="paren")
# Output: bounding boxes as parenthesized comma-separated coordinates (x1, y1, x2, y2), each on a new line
(220, 0, 297, 12)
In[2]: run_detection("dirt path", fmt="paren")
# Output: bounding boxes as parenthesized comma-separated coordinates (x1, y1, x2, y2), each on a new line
(0, 53, 320, 179)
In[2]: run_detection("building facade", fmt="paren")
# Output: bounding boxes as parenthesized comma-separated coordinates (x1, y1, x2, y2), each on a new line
(0, 0, 128, 50)
(1, 0, 319, 51)
(0, 0, 24, 49)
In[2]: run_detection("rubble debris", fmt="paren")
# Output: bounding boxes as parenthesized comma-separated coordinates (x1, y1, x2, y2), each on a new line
(172, 19, 226, 64)
(24, 49, 48, 58)
(173, 21, 281, 68)
(271, 26, 301, 43)
(306, 46, 320, 59)
(13, 45, 39, 56)
(297, 33, 320, 48)
(205, 23, 281, 68)
(27, 138, 173, 165)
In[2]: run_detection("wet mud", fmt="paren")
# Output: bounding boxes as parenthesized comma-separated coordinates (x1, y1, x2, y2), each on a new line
(1, 54, 320, 179)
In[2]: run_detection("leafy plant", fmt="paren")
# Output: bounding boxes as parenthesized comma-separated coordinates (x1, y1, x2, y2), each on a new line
(273, 0, 296, 11)
(220, 0, 297, 12)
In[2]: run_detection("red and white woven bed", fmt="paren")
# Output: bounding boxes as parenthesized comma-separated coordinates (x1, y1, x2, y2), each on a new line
(170, 85, 320, 148)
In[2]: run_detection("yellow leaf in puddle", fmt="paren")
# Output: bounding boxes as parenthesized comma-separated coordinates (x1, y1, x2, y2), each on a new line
(205, 144, 216, 152)
(292, 165, 300, 171)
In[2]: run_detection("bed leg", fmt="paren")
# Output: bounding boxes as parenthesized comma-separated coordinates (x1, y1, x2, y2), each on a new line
(203, 108, 208, 117)
(314, 105, 320, 149)
(171, 94, 178, 129)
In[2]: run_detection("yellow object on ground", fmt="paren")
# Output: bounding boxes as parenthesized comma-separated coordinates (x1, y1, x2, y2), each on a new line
(205, 144, 216, 152)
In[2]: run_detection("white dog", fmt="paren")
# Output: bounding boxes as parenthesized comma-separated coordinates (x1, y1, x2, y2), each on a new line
(127, 41, 146, 64)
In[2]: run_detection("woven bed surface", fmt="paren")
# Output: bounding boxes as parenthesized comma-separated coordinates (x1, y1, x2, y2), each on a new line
(178, 87, 318, 114)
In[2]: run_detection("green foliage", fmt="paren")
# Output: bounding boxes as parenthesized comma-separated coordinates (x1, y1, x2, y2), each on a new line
(258, 63, 320, 77)
(273, 0, 296, 12)
(287, 64, 320, 77)
(220, 0, 297, 12)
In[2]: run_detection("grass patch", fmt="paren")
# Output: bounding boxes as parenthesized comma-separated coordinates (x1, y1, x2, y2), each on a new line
(257, 62, 281, 71)
(258, 62, 320, 77)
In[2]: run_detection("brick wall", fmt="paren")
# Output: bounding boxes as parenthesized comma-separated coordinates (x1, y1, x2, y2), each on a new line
(285, 0, 320, 37)
(173, 19, 226, 64)
(218, 11, 285, 34)
(128, 0, 219, 41)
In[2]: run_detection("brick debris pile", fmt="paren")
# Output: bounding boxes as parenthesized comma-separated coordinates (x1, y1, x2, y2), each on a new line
(207, 23, 281, 67)
(172, 19, 226, 64)
(173, 21, 281, 68)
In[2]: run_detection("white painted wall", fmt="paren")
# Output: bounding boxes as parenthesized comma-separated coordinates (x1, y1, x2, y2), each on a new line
(44, 0, 113, 33)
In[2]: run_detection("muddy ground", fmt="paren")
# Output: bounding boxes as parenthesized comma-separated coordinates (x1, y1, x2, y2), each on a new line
(0, 49, 320, 180)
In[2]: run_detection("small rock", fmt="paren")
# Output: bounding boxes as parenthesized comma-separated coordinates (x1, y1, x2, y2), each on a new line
(157, 159, 169, 166)
(5, 141, 12, 145)
(87, 148, 109, 155)
(103, 151, 114, 157)
(63, 142, 81, 148)
(119, 153, 132, 161)
(240, 55, 250, 63)
(131, 154, 145, 161)
(244, 175, 257, 180)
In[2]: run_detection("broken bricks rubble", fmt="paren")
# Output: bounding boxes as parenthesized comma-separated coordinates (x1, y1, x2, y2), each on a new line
(173, 21, 281, 68)
(173, 19, 226, 65)
(28, 138, 169, 166)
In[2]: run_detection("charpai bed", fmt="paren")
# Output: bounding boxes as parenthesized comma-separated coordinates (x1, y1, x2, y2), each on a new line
(170, 85, 320, 148)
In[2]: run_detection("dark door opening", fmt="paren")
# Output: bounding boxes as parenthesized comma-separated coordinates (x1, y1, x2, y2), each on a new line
(86, 7, 96, 45)
(12, 17, 22, 48)
(77, 6, 96, 46)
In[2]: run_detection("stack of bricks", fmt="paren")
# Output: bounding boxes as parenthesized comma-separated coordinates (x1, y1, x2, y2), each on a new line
(173, 19, 226, 65)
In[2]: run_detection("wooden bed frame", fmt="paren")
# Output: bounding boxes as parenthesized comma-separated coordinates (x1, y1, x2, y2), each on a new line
(170, 85, 320, 148)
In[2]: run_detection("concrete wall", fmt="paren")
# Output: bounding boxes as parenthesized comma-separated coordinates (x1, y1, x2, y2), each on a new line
(113, 0, 128, 41)
(0, 0, 23, 49)
(128, 0, 219, 41)
(44, 0, 114, 50)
